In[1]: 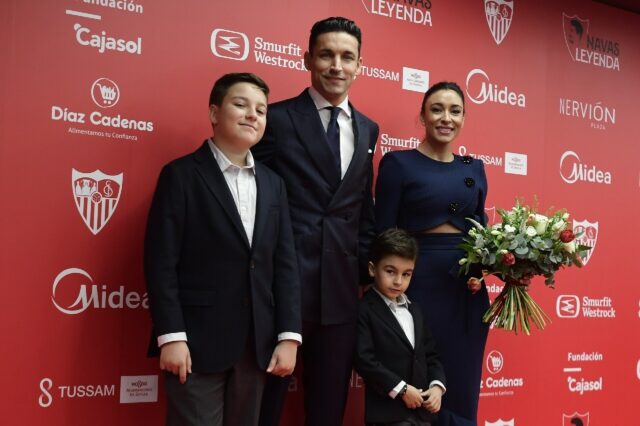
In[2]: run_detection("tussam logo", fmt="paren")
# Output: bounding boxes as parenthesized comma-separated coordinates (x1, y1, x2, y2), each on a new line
(486, 350, 504, 374)
(211, 29, 249, 61)
(72, 169, 123, 235)
(51, 268, 148, 314)
(484, 0, 514, 45)
(559, 151, 612, 185)
(39, 377, 116, 408)
(465, 69, 525, 107)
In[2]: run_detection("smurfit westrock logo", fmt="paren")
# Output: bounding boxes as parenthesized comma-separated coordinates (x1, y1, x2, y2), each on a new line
(211, 29, 249, 61)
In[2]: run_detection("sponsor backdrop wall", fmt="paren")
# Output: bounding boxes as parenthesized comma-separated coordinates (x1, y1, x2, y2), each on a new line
(1, 0, 638, 425)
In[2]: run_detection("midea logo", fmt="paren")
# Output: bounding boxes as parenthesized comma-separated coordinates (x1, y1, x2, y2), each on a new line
(559, 151, 612, 185)
(52, 268, 148, 314)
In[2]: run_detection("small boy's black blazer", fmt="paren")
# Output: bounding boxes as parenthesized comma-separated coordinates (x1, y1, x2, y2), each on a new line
(355, 288, 446, 424)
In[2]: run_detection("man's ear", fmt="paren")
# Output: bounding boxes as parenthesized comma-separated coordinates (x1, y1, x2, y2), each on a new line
(209, 104, 218, 126)
(368, 261, 376, 278)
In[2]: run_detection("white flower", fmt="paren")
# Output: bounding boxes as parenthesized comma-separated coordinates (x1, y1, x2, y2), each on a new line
(459, 258, 468, 265)
(562, 213, 570, 220)
(526, 226, 537, 237)
(534, 214, 549, 235)
(492, 223, 503, 230)
(552, 220, 566, 232)
(504, 224, 516, 233)
(491, 230, 501, 236)
(563, 241, 576, 253)
(499, 249, 508, 255)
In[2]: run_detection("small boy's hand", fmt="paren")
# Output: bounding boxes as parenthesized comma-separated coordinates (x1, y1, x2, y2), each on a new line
(401, 385, 424, 409)
(267, 340, 298, 377)
(159, 341, 192, 384)
(421, 386, 443, 413)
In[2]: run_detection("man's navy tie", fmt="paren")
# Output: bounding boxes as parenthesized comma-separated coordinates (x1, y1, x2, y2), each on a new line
(326, 106, 341, 174)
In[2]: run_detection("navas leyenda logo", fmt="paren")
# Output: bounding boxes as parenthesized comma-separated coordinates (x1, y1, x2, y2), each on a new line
(563, 412, 590, 426)
(211, 29, 249, 61)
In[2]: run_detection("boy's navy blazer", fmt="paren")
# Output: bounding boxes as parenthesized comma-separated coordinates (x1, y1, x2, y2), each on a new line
(355, 289, 446, 423)
(144, 141, 301, 373)
(252, 89, 378, 325)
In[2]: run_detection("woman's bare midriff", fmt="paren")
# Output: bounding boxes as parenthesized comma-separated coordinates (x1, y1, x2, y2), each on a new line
(418, 223, 463, 234)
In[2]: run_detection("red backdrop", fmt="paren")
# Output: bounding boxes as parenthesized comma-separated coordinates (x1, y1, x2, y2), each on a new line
(1, 1, 639, 425)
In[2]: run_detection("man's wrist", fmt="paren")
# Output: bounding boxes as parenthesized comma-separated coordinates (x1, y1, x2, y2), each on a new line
(397, 383, 408, 397)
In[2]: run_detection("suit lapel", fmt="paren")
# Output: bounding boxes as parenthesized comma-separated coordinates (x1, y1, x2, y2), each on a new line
(289, 90, 341, 187)
(193, 142, 251, 248)
(250, 165, 270, 249)
(367, 291, 415, 352)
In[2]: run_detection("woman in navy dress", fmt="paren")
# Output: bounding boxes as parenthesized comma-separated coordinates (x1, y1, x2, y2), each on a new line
(375, 82, 489, 426)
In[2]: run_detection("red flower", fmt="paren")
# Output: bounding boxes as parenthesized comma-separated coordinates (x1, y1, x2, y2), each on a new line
(467, 277, 482, 294)
(502, 252, 516, 265)
(560, 229, 575, 243)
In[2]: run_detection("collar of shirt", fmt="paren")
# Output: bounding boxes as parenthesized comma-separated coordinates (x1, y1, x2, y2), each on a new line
(372, 287, 411, 312)
(308, 86, 351, 119)
(207, 138, 256, 174)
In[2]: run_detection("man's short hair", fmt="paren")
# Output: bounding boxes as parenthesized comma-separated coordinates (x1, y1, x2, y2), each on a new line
(209, 73, 269, 107)
(370, 228, 419, 264)
(308, 16, 362, 55)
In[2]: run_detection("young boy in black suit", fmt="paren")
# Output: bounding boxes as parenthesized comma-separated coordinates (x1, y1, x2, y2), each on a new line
(145, 73, 301, 426)
(355, 228, 446, 426)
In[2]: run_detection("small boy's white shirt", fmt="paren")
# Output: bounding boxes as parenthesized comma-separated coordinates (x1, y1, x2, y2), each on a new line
(372, 288, 446, 398)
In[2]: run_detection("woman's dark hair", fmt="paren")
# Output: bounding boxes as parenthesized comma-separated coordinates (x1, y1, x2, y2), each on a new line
(420, 81, 465, 116)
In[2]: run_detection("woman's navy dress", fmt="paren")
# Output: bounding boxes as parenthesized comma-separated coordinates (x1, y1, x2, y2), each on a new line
(375, 149, 490, 426)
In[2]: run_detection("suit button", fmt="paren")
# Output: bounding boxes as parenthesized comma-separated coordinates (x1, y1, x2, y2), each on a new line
(448, 203, 458, 213)
(250, 261, 255, 269)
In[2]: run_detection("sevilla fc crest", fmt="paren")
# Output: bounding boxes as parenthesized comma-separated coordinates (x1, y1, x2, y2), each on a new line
(563, 412, 589, 426)
(485, 0, 514, 45)
(563, 13, 589, 60)
(573, 220, 598, 266)
(485, 419, 514, 426)
(72, 169, 123, 235)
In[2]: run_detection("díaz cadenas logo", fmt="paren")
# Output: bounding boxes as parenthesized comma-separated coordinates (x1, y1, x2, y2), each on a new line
(211, 29, 249, 61)
(573, 220, 598, 266)
(563, 412, 589, 425)
(486, 350, 504, 375)
(72, 169, 123, 235)
(484, 0, 514, 45)
(91, 78, 120, 108)
(556, 295, 580, 318)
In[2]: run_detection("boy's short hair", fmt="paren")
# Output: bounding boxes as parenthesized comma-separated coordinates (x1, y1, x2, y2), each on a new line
(208, 73, 269, 107)
(370, 228, 418, 264)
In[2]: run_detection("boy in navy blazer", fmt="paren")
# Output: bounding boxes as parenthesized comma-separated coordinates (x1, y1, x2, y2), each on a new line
(356, 229, 446, 426)
(145, 73, 301, 426)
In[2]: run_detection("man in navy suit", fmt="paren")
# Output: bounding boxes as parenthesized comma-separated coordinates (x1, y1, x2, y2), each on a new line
(145, 73, 301, 426)
(252, 16, 379, 426)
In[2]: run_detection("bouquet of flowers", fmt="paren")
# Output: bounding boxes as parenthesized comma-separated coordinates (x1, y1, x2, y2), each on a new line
(458, 199, 591, 335)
